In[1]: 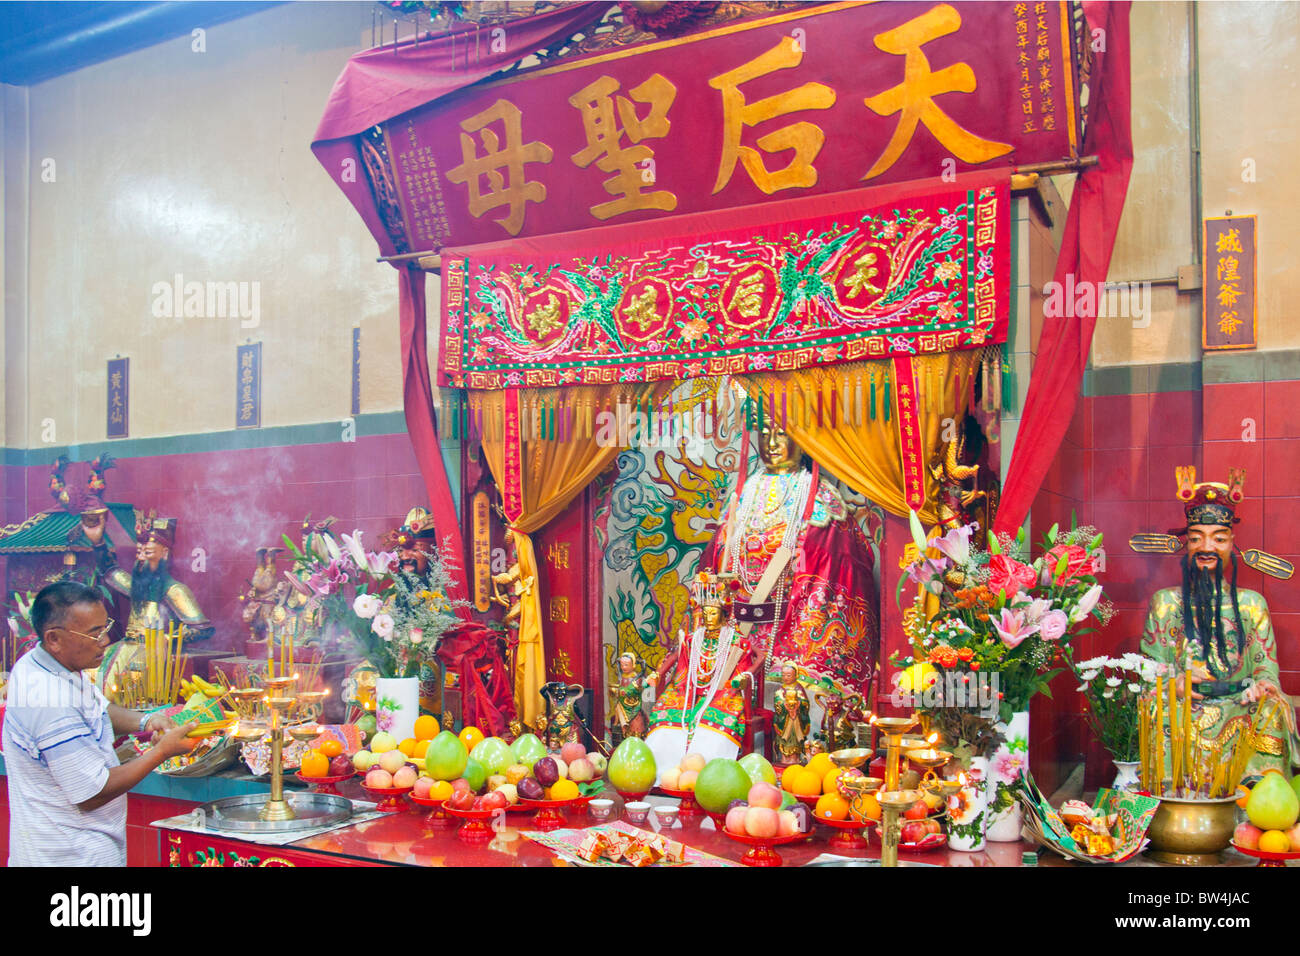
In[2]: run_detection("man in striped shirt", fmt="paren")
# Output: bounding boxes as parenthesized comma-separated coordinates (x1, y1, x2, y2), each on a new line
(3, 581, 196, 866)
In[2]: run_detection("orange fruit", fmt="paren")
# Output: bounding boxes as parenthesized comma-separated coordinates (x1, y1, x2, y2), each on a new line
(319, 739, 343, 759)
(781, 764, 804, 791)
(550, 778, 579, 801)
(822, 767, 843, 794)
(300, 751, 329, 778)
(398, 737, 418, 757)
(806, 752, 833, 779)
(459, 726, 485, 751)
(427, 779, 454, 802)
(1237, 784, 1252, 809)
(414, 715, 439, 740)
(850, 790, 882, 822)
(791, 768, 823, 797)
(413, 739, 430, 758)
(815, 792, 850, 821)
(1259, 829, 1292, 853)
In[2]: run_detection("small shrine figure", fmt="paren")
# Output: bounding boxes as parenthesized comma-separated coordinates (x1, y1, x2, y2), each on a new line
(238, 547, 287, 644)
(814, 689, 866, 754)
(772, 661, 811, 766)
(927, 431, 986, 531)
(608, 652, 650, 745)
(1132, 467, 1299, 776)
(540, 681, 585, 750)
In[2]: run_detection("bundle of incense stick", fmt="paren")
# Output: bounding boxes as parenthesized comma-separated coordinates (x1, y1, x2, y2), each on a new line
(1139, 675, 1263, 799)
(141, 622, 187, 708)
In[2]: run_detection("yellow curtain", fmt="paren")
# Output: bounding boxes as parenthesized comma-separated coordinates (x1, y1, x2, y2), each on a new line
(478, 383, 668, 724)
(737, 351, 982, 526)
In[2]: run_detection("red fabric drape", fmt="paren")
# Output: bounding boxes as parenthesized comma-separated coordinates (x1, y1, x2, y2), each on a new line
(994, 2, 1134, 535)
(436, 621, 515, 737)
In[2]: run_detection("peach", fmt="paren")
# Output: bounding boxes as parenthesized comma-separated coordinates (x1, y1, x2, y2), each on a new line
(678, 770, 699, 791)
(413, 776, 435, 799)
(561, 741, 587, 764)
(682, 753, 707, 773)
(661, 766, 682, 790)
(365, 768, 393, 789)
(747, 782, 783, 810)
(568, 758, 595, 783)
(392, 765, 418, 789)
(378, 749, 406, 774)
(1234, 822, 1262, 849)
(744, 806, 780, 839)
(725, 806, 749, 836)
(778, 809, 799, 837)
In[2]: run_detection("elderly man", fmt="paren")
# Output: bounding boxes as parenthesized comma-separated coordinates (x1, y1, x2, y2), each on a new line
(2, 581, 195, 866)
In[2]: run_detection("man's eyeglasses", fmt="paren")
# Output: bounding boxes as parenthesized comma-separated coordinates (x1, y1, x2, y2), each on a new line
(52, 619, 116, 645)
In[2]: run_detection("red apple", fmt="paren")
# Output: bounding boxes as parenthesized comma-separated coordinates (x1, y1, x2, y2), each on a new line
(903, 801, 929, 820)
(449, 788, 475, 810)
(328, 755, 354, 777)
(922, 818, 943, 835)
(479, 790, 508, 812)
(451, 777, 473, 794)
(561, 741, 587, 764)
(1234, 822, 1263, 849)
(747, 782, 783, 810)
(901, 820, 928, 844)
(744, 806, 780, 839)
(1286, 823, 1300, 849)
(725, 806, 750, 835)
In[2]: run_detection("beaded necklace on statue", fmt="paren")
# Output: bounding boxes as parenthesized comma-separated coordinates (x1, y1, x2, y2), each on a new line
(723, 469, 812, 589)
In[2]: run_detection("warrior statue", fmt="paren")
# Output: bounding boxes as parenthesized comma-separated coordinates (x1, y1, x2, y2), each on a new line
(238, 547, 288, 644)
(1133, 467, 1298, 776)
(608, 652, 650, 746)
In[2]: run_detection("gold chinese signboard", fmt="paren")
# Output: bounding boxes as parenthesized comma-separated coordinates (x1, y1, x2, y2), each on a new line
(1202, 216, 1256, 351)
(471, 490, 493, 612)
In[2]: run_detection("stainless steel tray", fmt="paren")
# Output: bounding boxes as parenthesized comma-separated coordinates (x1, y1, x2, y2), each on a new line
(197, 792, 353, 833)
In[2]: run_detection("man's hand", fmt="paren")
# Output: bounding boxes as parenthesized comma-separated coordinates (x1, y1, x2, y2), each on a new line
(151, 721, 199, 760)
(143, 712, 176, 743)
(1242, 680, 1281, 706)
(1174, 664, 1213, 700)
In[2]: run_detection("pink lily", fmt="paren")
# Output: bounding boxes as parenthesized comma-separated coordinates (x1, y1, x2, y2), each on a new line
(993, 607, 1040, 649)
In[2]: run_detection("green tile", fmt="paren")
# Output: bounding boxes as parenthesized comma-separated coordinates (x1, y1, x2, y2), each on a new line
(1150, 362, 1202, 393)
(1203, 351, 1264, 385)
(1263, 349, 1300, 382)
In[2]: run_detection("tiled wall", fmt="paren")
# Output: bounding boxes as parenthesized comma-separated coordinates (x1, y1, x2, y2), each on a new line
(2, 419, 457, 660)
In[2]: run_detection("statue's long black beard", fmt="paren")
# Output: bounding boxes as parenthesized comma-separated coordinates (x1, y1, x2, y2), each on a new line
(131, 558, 170, 604)
(1180, 552, 1245, 669)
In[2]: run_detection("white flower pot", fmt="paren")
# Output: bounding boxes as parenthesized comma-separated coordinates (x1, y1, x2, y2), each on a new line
(1112, 759, 1141, 790)
(986, 709, 1029, 842)
(375, 676, 419, 742)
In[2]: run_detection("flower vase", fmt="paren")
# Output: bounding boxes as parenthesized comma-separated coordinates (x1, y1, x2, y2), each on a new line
(375, 676, 419, 742)
(1111, 759, 1141, 790)
(985, 709, 1029, 842)
(947, 755, 989, 852)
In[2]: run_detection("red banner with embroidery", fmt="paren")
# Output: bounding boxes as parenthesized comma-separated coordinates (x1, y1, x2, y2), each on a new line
(892, 356, 926, 510)
(441, 176, 1008, 389)
(502, 388, 524, 523)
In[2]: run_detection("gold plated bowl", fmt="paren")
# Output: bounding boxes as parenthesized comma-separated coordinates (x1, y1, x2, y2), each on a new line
(1146, 789, 1242, 866)
(830, 748, 872, 769)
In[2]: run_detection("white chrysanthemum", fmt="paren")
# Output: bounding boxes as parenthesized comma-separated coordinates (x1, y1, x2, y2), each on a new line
(1127, 683, 1143, 693)
(1080, 670, 1099, 682)
(1102, 688, 1115, 699)
(1105, 676, 1123, 688)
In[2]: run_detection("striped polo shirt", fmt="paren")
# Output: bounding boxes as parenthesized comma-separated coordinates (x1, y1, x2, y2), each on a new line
(2, 643, 127, 866)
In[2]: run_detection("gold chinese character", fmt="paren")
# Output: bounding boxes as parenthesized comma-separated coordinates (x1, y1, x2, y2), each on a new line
(1217, 256, 1241, 282)
(709, 37, 836, 194)
(549, 597, 570, 624)
(1217, 283, 1242, 308)
(1218, 311, 1243, 336)
(863, 5, 1013, 179)
(546, 541, 571, 570)
(1215, 228, 1243, 254)
(730, 273, 766, 317)
(624, 286, 663, 331)
(526, 294, 563, 337)
(845, 252, 883, 298)
(550, 646, 573, 674)
(570, 73, 678, 220)
(446, 99, 553, 236)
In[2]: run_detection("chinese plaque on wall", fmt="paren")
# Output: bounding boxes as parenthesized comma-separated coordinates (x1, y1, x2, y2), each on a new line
(237, 343, 262, 429)
(106, 357, 129, 439)
(1202, 216, 1256, 351)
(381, 1, 1079, 249)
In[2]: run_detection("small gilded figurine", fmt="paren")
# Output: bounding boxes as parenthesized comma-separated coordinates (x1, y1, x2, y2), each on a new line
(239, 547, 288, 644)
(772, 662, 811, 766)
(608, 652, 650, 745)
(814, 689, 866, 754)
(540, 681, 585, 750)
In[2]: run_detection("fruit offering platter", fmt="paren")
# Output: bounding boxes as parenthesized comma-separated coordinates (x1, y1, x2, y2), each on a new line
(720, 780, 816, 867)
(817, 814, 876, 852)
(360, 782, 414, 813)
(1229, 841, 1300, 867)
(440, 799, 500, 843)
(524, 821, 739, 868)
(408, 791, 456, 828)
(1231, 769, 1300, 863)
(518, 793, 599, 831)
(295, 767, 357, 796)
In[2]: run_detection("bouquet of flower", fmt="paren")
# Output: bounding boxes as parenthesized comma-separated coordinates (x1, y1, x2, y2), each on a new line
(281, 528, 468, 679)
(893, 513, 1111, 725)
(1071, 653, 1164, 762)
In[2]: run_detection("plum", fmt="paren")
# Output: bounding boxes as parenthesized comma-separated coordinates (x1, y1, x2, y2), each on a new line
(518, 777, 546, 801)
(534, 757, 560, 787)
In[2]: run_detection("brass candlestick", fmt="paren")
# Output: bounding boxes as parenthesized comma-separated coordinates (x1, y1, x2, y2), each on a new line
(864, 714, 919, 867)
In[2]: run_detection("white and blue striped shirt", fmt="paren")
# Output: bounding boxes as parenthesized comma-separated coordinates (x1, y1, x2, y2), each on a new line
(2, 643, 127, 866)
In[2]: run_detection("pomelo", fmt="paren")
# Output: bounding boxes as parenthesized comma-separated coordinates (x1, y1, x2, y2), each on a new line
(509, 733, 547, 769)
(470, 736, 514, 775)
(424, 730, 469, 781)
(739, 752, 777, 786)
(608, 736, 657, 794)
(1246, 771, 1299, 831)
(694, 758, 753, 814)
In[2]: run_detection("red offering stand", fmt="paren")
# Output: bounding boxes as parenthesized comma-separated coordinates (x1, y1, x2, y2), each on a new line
(295, 770, 357, 797)
(1231, 841, 1300, 867)
(359, 784, 413, 813)
(440, 800, 498, 843)
(817, 815, 876, 851)
(518, 797, 588, 831)
(409, 792, 456, 828)
(723, 829, 808, 867)
(658, 787, 704, 818)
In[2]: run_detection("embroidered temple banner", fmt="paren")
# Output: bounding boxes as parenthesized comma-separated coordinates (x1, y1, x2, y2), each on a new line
(440, 177, 1008, 389)
(373, 1, 1077, 250)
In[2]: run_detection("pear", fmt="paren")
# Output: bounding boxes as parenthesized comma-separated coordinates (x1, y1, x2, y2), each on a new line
(1245, 771, 1300, 831)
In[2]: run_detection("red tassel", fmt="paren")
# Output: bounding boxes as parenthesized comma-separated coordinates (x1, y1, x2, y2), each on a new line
(816, 387, 824, 428)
